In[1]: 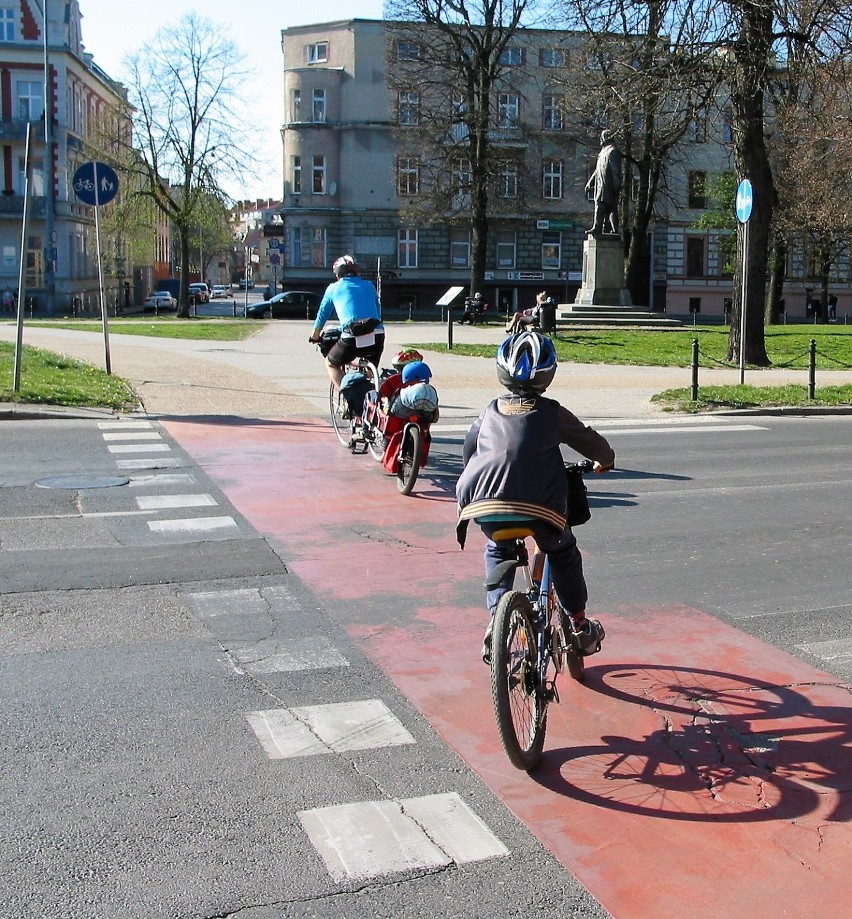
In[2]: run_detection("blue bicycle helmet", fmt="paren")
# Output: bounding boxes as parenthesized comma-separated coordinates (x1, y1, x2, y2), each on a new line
(496, 331, 557, 395)
(401, 360, 432, 384)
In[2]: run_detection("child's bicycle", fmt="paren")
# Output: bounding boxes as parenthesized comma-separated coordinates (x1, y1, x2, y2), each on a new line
(485, 460, 594, 771)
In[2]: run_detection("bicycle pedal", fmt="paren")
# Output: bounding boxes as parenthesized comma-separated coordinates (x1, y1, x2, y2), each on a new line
(543, 680, 560, 704)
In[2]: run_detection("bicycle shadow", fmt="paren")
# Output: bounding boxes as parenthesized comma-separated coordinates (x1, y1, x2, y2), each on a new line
(532, 662, 852, 824)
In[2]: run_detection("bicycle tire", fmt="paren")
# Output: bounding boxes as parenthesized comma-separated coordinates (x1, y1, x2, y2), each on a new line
(329, 381, 354, 447)
(491, 591, 547, 771)
(396, 423, 422, 495)
(366, 426, 385, 461)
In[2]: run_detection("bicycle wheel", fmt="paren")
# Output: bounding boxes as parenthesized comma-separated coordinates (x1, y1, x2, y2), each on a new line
(366, 425, 385, 461)
(329, 381, 353, 447)
(396, 423, 422, 495)
(491, 591, 547, 771)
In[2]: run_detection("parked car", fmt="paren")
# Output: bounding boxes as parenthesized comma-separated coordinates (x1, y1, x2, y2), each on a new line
(211, 284, 230, 298)
(238, 277, 255, 289)
(189, 282, 210, 303)
(245, 290, 321, 319)
(143, 291, 177, 312)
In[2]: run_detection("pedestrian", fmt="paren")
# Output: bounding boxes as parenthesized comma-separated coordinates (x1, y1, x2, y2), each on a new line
(506, 291, 550, 334)
(828, 294, 838, 322)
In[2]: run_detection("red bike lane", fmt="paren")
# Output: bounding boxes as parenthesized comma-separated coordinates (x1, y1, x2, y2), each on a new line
(165, 416, 852, 919)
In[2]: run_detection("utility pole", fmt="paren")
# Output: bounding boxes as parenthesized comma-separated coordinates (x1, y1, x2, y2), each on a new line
(39, 0, 56, 313)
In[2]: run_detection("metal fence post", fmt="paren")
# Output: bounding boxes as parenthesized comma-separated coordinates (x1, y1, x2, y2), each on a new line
(691, 338, 699, 401)
(808, 339, 816, 399)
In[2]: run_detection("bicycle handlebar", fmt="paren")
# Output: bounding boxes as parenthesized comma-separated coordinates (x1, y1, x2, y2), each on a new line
(565, 459, 595, 474)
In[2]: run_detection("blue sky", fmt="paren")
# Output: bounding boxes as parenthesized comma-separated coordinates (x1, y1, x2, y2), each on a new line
(79, 0, 386, 200)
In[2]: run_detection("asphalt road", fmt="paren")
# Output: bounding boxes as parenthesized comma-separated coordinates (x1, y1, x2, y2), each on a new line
(1, 411, 849, 918)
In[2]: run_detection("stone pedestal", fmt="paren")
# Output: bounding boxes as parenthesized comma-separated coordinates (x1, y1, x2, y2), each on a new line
(573, 235, 632, 307)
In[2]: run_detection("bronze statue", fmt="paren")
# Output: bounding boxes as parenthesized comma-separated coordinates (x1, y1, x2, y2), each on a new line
(585, 130, 622, 236)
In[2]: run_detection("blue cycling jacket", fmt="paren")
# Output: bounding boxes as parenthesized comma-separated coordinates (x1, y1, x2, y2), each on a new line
(312, 276, 383, 336)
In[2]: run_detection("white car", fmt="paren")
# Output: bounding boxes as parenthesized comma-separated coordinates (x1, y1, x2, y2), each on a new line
(143, 291, 177, 312)
(211, 285, 230, 298)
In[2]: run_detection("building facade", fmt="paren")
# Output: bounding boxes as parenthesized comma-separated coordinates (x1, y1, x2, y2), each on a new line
(0, 0, 152, 314)
(280, 18, 847, 320)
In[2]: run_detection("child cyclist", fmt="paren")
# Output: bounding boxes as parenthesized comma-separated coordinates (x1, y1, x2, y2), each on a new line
(455, 331, 615, 663)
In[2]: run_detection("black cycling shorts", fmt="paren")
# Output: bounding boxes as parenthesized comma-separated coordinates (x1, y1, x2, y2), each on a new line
(326, 332, 385, 369)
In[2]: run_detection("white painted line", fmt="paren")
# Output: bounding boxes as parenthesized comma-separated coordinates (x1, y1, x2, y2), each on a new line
(101, 431, 163, 441)
(299, 793, 508, 881)
(596, 423, 766, 436)
(401, 792, 509, 864)
(135, 493, 217, 510)
(147, 516, 237, 533)
(98, 421, 153, 430)
(290, 699, 415, 753)
(299, 800, 450, 881)
(108, 443, 172, 453)
(129, 473, 196, 487)
(796, 638, 852, 665)
(247, 709, 328, 759)
(230, 638, 349, 674)
(116, 458, 181, 469)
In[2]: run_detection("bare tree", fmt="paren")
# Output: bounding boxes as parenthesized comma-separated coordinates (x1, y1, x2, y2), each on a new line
(384, 0, 540, 296)
(561, 0, 726, 308)
(117, 14, 252, 317)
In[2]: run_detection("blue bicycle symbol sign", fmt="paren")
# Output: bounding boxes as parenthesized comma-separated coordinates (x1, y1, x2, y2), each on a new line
(72, 162, 119, 206)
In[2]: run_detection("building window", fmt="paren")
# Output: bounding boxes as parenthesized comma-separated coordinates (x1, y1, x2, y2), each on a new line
(306, 42, 328, 63)
(397, 156, 419, 196)
(398, 90, 420, 127)
(17, 158, 44, 195)
(398, 228, 418, 268)
(17, 81, 44, 122)
(292, 156, 301, 194)
(311, 227, 327, 268)
(0, 7, 14, 41)
(312, 156, 326, 194)
(290, 89, 301, 122)
(722, 108, 733, 144)
(686, 237, 705, 277)
(688, 170, 707, 208)
(452, 157, 471, 208)
(542, 231, 561, 269)
(290, 227, 304, 266)
(497, 94, 520, 128)
(496, 230, 516, 269)
(689, 107, 707, 142)
(497, 162, 518, 199)
(542, 94, 564, 131)
(450, 227, 470, 267)
(540, 48, 566, 68)
(397, 41, 421, 61)
(312, 89, 326, 123)
(542, 160, 563, 200)
(499, 47, 524, 66)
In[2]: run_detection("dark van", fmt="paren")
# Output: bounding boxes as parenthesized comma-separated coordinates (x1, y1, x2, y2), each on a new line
(156, 279, 181, 299)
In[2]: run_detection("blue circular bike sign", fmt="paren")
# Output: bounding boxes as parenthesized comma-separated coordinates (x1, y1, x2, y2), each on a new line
(72, 161, 119, 206)
(736, 178, 753, 224)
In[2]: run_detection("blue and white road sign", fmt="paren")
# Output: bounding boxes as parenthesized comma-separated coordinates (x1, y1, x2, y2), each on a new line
(72, 161, 119, 206)
(736, 178, 753, 224)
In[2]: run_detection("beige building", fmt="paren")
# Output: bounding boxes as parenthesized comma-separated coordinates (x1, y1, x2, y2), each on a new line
(280, 18, 831, 319)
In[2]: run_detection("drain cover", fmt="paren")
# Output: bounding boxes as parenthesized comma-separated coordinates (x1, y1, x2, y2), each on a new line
(35, 475, 130, 489)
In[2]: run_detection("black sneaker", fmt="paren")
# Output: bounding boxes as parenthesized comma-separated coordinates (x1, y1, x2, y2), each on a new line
(481, 618, 494, 665)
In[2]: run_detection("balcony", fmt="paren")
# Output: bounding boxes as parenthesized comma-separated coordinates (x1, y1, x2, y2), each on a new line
(0, 119, 47, 142)
(0, 193, 46, 217)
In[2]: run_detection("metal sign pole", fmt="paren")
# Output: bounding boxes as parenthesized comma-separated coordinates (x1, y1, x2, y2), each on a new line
(93, 162, 111, 375)
(738, 219, 748, 385)
(13, 123, 34, 392)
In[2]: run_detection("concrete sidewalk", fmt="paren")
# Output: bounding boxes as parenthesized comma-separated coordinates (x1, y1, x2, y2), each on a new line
(2, 320, 851, 421)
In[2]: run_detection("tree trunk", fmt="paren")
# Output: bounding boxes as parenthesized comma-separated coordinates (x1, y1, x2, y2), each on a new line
(765, 235, 787, 324)
(727, 6, 774, 366)
(177, 229, 191, 319)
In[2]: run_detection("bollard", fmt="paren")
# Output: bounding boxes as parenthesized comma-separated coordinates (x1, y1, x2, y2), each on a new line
(808, 339, 816, 399)
(691, 339, 699, 401)
(447, 308, 454, 350)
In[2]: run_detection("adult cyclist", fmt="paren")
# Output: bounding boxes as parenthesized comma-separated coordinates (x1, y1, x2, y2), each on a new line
(456, 331, 615, 664)
(309, 255, 385, 388)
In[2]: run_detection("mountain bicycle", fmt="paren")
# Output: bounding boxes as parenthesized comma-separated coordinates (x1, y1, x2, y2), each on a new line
(485, 460, 594, 771)
(318, 328, 380, 453)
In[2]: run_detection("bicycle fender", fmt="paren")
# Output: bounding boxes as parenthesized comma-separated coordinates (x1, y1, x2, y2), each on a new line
(483, 559, 520, 589)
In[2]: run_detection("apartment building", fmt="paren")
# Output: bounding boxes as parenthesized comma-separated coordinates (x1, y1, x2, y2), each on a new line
(0, 0, 151, 313)
(281, 18, 831, 319)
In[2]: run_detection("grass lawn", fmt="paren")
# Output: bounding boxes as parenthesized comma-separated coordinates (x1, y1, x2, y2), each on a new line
(17, 317, 261, 341)
(0, 341, 137, 410)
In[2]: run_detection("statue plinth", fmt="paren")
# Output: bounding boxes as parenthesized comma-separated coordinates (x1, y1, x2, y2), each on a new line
(573, 235, 632, 307)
